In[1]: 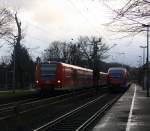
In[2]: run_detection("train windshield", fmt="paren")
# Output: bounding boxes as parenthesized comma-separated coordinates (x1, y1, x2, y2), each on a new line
(109, 70, 124, 77)
(40, 64, 57, 80)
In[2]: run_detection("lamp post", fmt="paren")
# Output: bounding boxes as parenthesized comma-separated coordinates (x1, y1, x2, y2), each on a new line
(140, 46, 147, 65)
(139, 55, 142, 67)
(138, 56, 142, 84)
(140, 46, 147, 90)
(142, 24, 150, 97)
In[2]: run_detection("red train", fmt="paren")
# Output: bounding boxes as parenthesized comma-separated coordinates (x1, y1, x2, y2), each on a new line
(35, 62, 107, 91)
(107, 67, 129, 91)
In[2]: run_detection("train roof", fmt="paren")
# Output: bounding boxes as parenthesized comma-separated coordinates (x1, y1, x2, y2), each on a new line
(100, 72, 108, 75)
(61, 63, 93, 72)
(40, 61, 93, 72)
(40, 61, 107, 74)
(108, 67, 127, 72)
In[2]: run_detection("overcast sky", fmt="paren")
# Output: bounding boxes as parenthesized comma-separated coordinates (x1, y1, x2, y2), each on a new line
(0, 0, 147, 67)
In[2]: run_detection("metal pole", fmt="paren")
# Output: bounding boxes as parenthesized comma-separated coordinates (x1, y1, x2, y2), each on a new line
(123, 53, 125, 67)
(13, 46, 15, 94)
(140, 46, 147, 90)
(142, 24, 150, 96)
(139, 56, 142, 67)
(143, 48, 145, 65)
(144, 48, 146, 90)
(146, 26, 149, 97)
(5, 70, 7, 89)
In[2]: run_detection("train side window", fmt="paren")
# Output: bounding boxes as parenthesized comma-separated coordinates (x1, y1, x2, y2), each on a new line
(64, 68, 72, 80)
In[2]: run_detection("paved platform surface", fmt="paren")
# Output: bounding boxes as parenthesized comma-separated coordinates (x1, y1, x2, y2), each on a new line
(92, 84, 150, 131)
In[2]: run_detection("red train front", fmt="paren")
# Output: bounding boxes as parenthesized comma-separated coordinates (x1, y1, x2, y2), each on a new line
(107, 67, 128, 91)
(35, 62, 63, 91)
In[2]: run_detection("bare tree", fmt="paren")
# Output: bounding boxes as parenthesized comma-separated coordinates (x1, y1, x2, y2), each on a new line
(0, 8, 14, 40)
(43, 40, 84, 66)
(7, 12, 34, 89)
(105, 0, 150, 35)
(78, 36, 92, 62)
(61, 42, 70, 63)
(78, 36, 108, 68)
(67, 43, 82, 65)
(43, 41, 69, 62)
(4, 12, 23, 46)
(1, 56, 10, 65)
(43, 36, 108, 68)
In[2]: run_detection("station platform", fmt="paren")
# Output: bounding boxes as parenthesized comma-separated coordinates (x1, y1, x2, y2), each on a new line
(92, 84, 150, 131)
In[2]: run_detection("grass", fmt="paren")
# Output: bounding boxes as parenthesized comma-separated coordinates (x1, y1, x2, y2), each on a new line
(0, 89, 37, 98)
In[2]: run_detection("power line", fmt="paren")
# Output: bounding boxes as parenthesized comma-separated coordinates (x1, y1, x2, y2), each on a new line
(81, 0, 103, 26)
(66, 0, 101, 34)
(23, 20, 57, 39)
(66, 0, 94, 33)
(27, 35, 50, 44)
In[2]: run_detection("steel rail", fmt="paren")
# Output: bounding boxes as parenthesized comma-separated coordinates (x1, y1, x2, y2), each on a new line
(76, 95, 121, 131)
(33, 93, 108, 131)
(0, 89, 93, 121)
(0, 97, 41, 120)
(0, 97, 39, 108)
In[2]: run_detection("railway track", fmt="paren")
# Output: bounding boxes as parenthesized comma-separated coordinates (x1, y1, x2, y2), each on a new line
(0, 89, 96, 121)
(34, 93, 121, 131)
(0, 97, 40, 120)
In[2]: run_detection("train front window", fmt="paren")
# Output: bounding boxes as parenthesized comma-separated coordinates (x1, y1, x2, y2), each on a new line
(40, 64, 57, 80)
(109, 70, 124, 78)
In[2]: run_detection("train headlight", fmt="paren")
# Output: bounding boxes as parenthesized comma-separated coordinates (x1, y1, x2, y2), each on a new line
(57, 80, 61, 83)
(36, 80, 39, 84)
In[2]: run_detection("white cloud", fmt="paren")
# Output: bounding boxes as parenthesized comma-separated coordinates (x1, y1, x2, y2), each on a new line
(0, 0, 145, 66)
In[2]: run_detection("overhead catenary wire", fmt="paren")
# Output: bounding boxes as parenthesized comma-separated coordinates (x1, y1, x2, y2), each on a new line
(27, 34, 50, 44)
(66, 0, 95, 34)
(66, 0, 101, 35)
(22, 1, 106, 43)
(23, 20, 55, 39)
